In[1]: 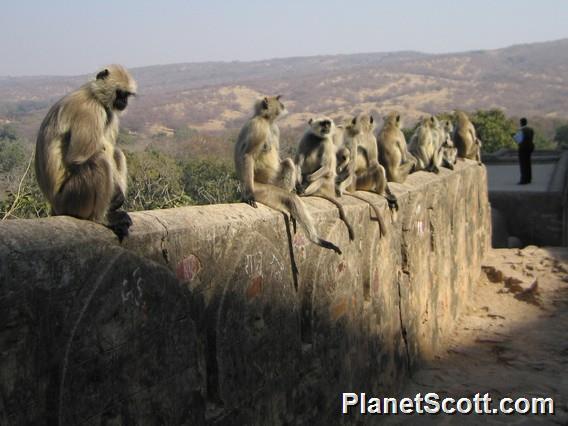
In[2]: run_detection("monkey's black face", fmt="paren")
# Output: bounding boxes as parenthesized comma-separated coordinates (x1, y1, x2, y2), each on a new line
(319, 120, 332, 135)
(113, 89, 134, 111)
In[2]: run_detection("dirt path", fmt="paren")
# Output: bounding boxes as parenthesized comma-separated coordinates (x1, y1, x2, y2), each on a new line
(379, 247, 568, 425)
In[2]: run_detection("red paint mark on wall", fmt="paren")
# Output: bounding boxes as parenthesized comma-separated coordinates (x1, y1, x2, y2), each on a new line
(293, 233, 308, 247)
(176, 255, 202, 283)
(246, 276, 263, 300)
(330, 298, 348, 321)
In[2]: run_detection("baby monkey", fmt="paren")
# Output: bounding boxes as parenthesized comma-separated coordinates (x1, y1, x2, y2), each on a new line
(334, 114, 396, 237)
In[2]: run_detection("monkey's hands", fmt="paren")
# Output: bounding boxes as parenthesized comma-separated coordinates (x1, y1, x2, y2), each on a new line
(427, 165, 440, 174)
(106, 210, 133, 242)
(242, 192, 258, 208)
(336, 167, 350, 183)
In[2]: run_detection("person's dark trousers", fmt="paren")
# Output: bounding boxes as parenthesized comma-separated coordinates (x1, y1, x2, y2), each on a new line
(518, 146, 533, 183)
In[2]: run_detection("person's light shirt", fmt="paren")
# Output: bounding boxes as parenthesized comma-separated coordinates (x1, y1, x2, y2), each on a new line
(513, 128, 524, 144)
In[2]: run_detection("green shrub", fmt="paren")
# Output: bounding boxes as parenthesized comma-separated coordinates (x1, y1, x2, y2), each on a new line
(0, 165, 50, 220)
(124, 150, 193, 211)
(470, 109, 516, 153)
(0, 124, 18, 141)
(182, 159, 240, 205)
(0, 140, 26, 173)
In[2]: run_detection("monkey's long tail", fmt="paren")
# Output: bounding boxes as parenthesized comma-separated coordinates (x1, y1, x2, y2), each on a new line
(344, 192, 387, 238)
(254, 183, 342, 254)
(310, 194, 355, 241)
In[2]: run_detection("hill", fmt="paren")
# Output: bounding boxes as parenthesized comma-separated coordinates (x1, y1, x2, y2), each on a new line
(1, 38, 568, 152)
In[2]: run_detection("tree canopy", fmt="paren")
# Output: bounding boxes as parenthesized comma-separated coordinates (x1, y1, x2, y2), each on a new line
(470, 109, 517, 153)
(554, 124, 568, 146)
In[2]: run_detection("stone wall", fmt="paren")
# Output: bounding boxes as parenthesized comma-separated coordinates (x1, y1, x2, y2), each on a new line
(488, 150, 568, 247)
(490, 191, 564, 247)
(0, 160, 490, 425)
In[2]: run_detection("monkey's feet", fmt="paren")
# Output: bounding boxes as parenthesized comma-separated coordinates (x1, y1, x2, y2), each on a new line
(444, 162, 454, 170)
(295, 182, 306, 196)
(426, 164, 440, 174)
(106, 210, 133, 242)
(386, 194, 399, 211)
(242, 194, 258, 208)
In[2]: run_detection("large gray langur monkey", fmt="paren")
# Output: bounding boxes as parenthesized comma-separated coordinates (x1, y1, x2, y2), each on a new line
(35, 64, 137, 241)
(295, 116, 355, 241)
(454, 110, 482, 163)
(234, 96, 341, 254)
(377, 111, 416, 183)
(408, 115, 443, 173)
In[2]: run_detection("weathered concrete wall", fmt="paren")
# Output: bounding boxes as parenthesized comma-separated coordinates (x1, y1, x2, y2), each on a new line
(0, 232, 204, 425)
(0, 160, 490, 425)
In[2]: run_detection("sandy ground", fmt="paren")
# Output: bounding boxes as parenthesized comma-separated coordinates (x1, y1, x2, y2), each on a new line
(378, 246, 568, 425)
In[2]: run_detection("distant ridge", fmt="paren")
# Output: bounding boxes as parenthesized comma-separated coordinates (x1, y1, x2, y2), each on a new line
(1, 38, 567, 140)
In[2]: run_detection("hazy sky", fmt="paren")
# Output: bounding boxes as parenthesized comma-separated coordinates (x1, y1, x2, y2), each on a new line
(1, 0, 567, 76)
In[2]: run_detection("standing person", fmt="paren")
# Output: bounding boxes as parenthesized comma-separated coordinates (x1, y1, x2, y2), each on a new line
(512, 117, 535, 185)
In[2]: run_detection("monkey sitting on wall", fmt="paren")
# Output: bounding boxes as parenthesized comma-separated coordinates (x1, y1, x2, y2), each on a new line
(353, 114, 398, 208)
(408, 115, 443, 173)
(454, 110, 482, 164)
(295, 117, 355, 241)
(335, 140, 351, 195)
(35, 65, 137, 241)
(437, 119, 457, 169)
(234, 96, 341, 254)
(377, 112, 416, 183)
(332, 121, 355, 195)
(334, 114, 396, 237)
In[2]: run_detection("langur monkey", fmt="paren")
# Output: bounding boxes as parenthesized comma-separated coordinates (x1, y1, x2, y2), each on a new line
(353, 114, 398, 208)
(408, 115, 443, 173)
(295, 117, 355, 241)
(335, 143, 351, 192)
(377, 112, 416, 183)
(454, 110, 482, 163)
(438, 119, 457, 169)
(35, 65, 137, 240)
(234, 96, 341, 254)
(333, 121, 357, 195)
(334, 114, 396, 237)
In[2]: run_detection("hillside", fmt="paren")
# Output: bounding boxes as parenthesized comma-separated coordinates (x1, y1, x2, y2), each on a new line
(1, 39, 568, 150)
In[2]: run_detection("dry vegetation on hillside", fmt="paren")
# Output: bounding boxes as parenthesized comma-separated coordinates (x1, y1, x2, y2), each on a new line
(1, 39, 567, 160)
